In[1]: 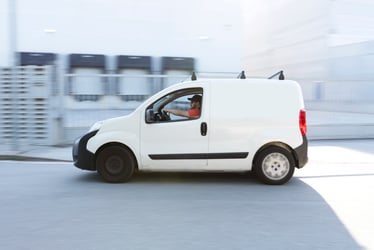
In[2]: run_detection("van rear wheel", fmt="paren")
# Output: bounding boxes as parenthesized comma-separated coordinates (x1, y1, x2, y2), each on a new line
(96, 145, 136, 183)
(254, 146, 295, 185)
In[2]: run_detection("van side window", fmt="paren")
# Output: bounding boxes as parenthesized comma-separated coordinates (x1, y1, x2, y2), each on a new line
(145, 88, 203, 123)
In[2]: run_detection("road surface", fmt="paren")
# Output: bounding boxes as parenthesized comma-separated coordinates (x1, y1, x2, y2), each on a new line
(0, 140, 373, 250)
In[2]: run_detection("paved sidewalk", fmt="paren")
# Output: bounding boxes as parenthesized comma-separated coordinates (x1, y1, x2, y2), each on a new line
(1, 110, 373, 162)
(0, 146, 72, 162)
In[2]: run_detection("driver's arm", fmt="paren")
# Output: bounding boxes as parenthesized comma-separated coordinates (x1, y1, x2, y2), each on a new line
(164, 109, 189, 118)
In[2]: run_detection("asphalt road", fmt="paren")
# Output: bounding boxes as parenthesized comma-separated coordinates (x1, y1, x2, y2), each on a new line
(1, 140, 374, 250)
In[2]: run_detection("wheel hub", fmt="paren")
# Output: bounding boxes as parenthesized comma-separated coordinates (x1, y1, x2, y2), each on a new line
(105, 156, 123, 175)
(262, 153, 290, 180)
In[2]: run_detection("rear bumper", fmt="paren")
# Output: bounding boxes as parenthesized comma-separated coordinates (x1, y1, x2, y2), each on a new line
(294, 135, 308, 168)
(72, 130, 98, 171)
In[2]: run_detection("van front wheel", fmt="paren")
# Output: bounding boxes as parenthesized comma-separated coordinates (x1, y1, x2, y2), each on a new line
(96, 145, 136, 183)
(254, 146, 295, 185)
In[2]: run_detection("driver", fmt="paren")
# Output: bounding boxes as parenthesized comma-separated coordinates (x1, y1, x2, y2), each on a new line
(164, 94, 202, 119)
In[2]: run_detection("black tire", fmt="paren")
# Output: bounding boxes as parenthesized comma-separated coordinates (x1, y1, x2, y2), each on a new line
(96, 145, 136, 183)
(254, 146, 295, 185)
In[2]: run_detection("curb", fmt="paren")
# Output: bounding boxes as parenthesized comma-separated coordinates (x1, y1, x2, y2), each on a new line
(0, 155, 72, 162)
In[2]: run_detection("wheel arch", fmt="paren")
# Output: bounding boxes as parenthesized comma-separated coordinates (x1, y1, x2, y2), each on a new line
(252, 141, 298, 168)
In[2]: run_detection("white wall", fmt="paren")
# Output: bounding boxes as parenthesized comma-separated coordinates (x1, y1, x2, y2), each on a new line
(328, 0, 374, 46)
(0, 0, 11, 66)
(241, 0, 330, 79)
(241, 0, 374, 78)
(241, 0, 374, 112)
(0, 0, 242, 72)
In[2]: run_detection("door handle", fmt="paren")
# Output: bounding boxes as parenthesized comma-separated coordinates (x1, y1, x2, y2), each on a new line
(201, 122, 207, 136)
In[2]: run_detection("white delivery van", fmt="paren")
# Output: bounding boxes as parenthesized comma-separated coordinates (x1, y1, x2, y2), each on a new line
(73, 74, 308, 185)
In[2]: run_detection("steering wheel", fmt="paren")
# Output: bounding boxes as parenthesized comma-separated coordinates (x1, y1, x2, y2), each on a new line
(161, 110, 170, 121)
(154, 112, 162, 121)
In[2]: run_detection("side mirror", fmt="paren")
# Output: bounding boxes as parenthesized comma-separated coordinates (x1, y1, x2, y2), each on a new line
(145, 109, 155, 123)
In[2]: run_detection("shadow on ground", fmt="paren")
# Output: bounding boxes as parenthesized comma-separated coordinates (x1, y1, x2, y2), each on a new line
(72, 171, 362, 250)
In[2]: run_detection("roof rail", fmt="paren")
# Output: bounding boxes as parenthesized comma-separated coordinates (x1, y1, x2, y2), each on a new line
(268, 70, 285, 80)
(237, 70, 246, 79)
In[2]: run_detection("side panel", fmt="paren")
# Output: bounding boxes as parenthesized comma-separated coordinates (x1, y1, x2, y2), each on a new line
(87, 131, 139, 157)
(207, 80, 304, 170)
(140, 119, 209, 170)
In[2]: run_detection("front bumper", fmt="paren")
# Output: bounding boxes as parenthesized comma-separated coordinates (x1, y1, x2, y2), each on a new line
(294, 135, 308, 168)
(72, 130, 98, 170)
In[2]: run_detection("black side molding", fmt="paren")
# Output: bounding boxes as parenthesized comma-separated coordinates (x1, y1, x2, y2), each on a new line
(149, 152, 248, 160)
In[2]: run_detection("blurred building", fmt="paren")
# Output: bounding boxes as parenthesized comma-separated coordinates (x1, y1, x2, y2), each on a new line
(2, 0, 374, 146)
(0, 0, 242, 72)
(241, 0, 374, 113)
(0, 0, 243, 145)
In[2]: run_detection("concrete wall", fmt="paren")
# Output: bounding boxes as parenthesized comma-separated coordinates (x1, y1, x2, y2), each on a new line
(241, 0, 330, 79)
(241, 0, 374, 113)
(328, 0, 374, 47)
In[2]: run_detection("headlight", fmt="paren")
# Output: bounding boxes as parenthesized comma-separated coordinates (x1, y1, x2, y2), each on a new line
(88, 121, 103, 132)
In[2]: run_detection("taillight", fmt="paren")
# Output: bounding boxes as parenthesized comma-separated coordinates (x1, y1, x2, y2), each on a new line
(299, 109, 307, 136)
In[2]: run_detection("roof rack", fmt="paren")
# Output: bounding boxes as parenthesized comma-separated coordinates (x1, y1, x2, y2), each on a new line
(237, 70, 246, 79)
(268, 70, 285, 80)
(190, 70, 246, 80)
(191, 71, 197, 81)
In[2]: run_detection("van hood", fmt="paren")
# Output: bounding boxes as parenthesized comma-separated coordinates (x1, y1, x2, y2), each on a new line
(88, 114, 132, 133)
